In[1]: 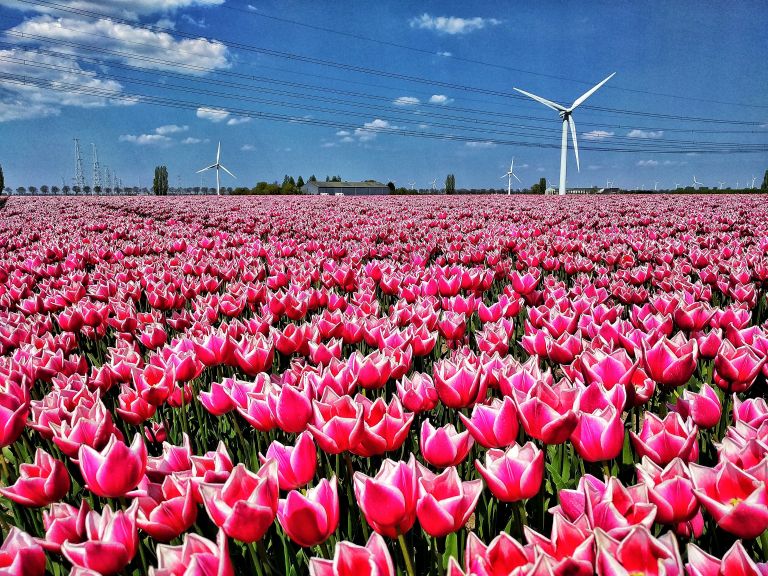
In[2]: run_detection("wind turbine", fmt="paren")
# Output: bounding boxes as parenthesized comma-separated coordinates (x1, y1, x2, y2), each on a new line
(654, 181, 659, 191)
(514, 72, 615, 196)
(718, 181, 726, 190)
(500, 158, 522, 195)
(674, 182, 680, 190)
(408, 181, 416, 191)
(751, 175, 757, 189)
(430, 178, 437, 192)
(196, 142, 235, 195)
(692, 176, 703, 190)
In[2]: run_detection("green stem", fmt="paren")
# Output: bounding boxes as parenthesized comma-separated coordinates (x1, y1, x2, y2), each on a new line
(761, 529, 768, 562)
(432, 536, 444, 576)
(257, 539, 273, 576)
(602, 461, 611, 479)
(248, 541, 265, 576)
(397, 533, 416, 576)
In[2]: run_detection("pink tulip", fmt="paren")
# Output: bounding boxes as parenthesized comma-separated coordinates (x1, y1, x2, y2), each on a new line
(630, 412, 698, 466)
(475, 441, 544, 502)
(41, 501, 89, 553)
(79, 433, 147, 498)
(0, 379, 29, 449)
(132, 363, 176, 406)
(0, 528, 46, 576)
(268, 382, 313, 434)
(463, 531, 531, 576)
(579, 347, 638, 390)
(416, 467, 483, 537)
(116, 384, 156, 425)
(433, 357, 483, 409)
(594, 526, 683, 576)
(307, 389, 364, 454)
(570, 404, 625, 463)
(673, 383, 721, 429)
(200, 461, 279, 542)
(458, 396, 519, 449)
(524, 513, 595, 575)
(0, 448, 70, 507)
(396, 372, 438, 413)
(150, 530, 234, 576)
(420, 419, 474, 468)
(686, 540, 768, 576)
(635, 457, 698, 525)
(137, 475, 197, 542)
(278, 476, 339, 547)
(62, 500, 139, 576)
(353, 456, 418, 538)
(714, 340, 765, 392)
(348, 350, 393, 390)
(308, 533, 394, 576)
(733, 395, 768, 428)
(351, 395, 413, 457)
(643, 333, 698, 387)
(261, 431, 317, 491)
(515, 380, 578, 445)
(689, 461, 768, 539)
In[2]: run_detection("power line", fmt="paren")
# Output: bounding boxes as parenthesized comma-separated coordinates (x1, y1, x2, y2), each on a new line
(2, 72, 765, 155)
(8, 0, 768, 125)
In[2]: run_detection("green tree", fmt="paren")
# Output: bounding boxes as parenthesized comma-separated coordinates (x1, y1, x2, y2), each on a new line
(309, 175, 317, 182)
(0, 164, 4, 194)
(445, 174, 456, 194)
(762, 169, 768, 192)
(296, 175, 305, 188)
(539, 178, 547, 194)
(153, 166, 168, 196)
(387, 181, 396, 193)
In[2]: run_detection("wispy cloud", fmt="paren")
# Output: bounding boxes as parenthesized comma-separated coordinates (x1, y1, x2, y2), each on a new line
(465, 141, 496, 149)
(583, 130, 614, 140)
(436, 51, 452, 57)
(393, 96, 420, 107)
(226, 116, 251, 125)
(119, 133, 171, 146)
(628, 129, 664, 139)
(429, 94, 453, 105)
(4, 0, 224, 19)
(241, 144, 255, 151)
(197, 106, 229, 122)
(155, 124, 188, 135)
(410, 13, 501, 35)
(637, 159, 659, 167)
(181, 137, 207, 144)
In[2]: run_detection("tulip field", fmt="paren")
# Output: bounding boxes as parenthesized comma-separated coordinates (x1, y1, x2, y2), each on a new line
(2, 194, 768, 575)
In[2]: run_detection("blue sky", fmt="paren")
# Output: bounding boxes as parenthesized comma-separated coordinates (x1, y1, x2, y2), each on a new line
(0, 0, 766, 190)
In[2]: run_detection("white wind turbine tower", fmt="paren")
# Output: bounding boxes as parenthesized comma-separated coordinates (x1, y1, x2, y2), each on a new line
(751, 175, 757, 189)
(500, 158, 522, 195)
(692, 176, 703, 190)
(514, 72, 615, 196)
(654, 181, 659, 191)
(408, 181, 416, 191)
(718, 181, 726, 190)
(430, 178, 437, 192)
(674, 182, 680, 190)
(196, 141, 235, 195)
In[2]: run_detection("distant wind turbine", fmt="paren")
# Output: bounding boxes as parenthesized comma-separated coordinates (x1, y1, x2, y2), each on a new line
(500, 158, 522, 195)
(430, 178, 437, 192)
(718, 181, 726, 190)
(196, 142, 235, 195)
(408, 181, 416, 190)
(654, 181, 659, 191)
(751, 175, 757, 189)
(514, 72, 616, 196)
(692, 176, 703, 189)
(674, 182, 680, 189)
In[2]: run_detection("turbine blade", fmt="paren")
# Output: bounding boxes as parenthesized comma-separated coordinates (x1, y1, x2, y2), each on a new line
(216, 141, 221, 164)
(501, 174, 508, 179)
(513, 87, 566, 112)
(568, 116, 580, 172)
(220, 165, 236, 179)
(569, 72, 616, 111)
(196, 164, 216, 173)
(513, 173, 522, 183)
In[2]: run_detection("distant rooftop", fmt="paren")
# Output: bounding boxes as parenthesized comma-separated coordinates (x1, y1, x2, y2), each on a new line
(304, 181, 386, 188)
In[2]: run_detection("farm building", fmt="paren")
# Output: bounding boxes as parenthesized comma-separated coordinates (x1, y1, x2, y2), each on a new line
(301, 181, 390, 196)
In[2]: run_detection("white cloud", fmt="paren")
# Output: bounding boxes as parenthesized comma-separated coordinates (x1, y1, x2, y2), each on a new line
(393, 96, 420, 107)
(636, 159, 659, 167)
(321, 142, 337, 148)
(197, 106, 230, 122)
(9, 16, 230, 75)
(0, 48, 129, 122)
(429, 94, 453, 105)
(410, 14, 501, 35)
(662, 160, 687, 166)
(4, 0, 224, 20)
(335, 130, 350, 136)
(340, 136, 354, 143)
(418, 123, 429, 129)
(181, 137, 207, 144)
(583, 130, 614, 140)
(155, 124, 188, 135)
(437, 51, 452, 57)
(627, 129, 664, 139)
(119, 133, 171, 145)
(181, 14, 207, 28)
(241, 144, 255, 151)
(465, 141, 496, 148)
(354, 119, 399, 142)
(227, 116, 251, 125)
